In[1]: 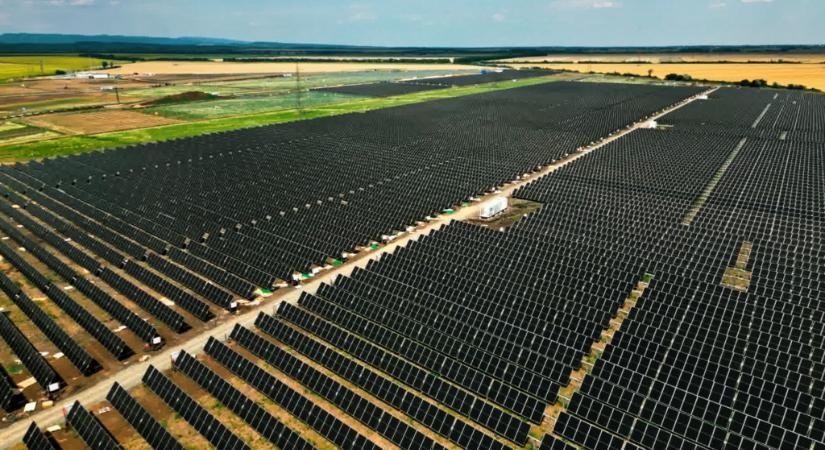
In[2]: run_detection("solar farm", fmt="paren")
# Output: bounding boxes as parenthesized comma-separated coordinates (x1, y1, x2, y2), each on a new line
(0, 76, 823, 450)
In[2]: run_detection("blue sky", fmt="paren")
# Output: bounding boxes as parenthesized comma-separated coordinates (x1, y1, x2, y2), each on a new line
(0, 0, 822, 47)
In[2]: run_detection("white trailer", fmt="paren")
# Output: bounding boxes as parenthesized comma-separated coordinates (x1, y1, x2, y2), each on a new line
(480, 197, 508, 219)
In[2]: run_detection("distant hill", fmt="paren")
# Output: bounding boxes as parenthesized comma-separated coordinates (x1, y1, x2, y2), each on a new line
(0, 33, 369, 49)
(1, 33, 823, 60)
(0, 33, 246, 46)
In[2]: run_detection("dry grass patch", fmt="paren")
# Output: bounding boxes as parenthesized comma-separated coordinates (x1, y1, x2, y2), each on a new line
(502, 53, 825, 64)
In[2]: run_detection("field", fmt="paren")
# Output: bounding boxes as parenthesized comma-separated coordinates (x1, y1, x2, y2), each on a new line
(104, 60, 483, 75)
(0, 73, 566, 162)
(0, 66, 491, 152)
(0, 55, 115, 81)
(23, 110, 181, 135)
(502, 53, 825, 64)
(508, 62, 825, 90)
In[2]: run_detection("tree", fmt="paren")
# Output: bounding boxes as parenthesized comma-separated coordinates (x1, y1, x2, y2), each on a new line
(665, 73, 692, 82)
(101, 61, 110, 68)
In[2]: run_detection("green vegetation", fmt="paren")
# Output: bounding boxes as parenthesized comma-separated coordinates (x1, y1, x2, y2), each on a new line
(0, 75, 561, 162)
(0, 122, 42, 140)
(146, 91, 359, 119)
(0, 55, 118, 81)
(665, 73, 693, 82)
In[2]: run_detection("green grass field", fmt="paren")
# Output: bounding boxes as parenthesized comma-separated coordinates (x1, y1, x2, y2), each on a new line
(0, 75, 562, 162)
(145, 91, 361, 119)
(0, 55, 117, 81)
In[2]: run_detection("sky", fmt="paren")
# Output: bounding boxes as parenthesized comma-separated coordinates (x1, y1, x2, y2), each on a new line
(0, 0, 822, 47)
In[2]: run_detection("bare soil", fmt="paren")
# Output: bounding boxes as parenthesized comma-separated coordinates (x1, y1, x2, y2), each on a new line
(24, 110, 180, 135)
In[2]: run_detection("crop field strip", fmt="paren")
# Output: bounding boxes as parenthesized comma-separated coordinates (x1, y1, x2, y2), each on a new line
(11, 84, 824, 450)
(0, 80, 712, 448)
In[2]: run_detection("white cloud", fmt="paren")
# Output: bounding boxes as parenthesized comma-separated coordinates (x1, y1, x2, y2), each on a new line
(337, 4, 377, 24)
(492, 11, 507, 22)
(550, 0, 621, 9)
(740, 0, 773, 3)
(709, 1, 727, 8)
(39, 0, 95, 5)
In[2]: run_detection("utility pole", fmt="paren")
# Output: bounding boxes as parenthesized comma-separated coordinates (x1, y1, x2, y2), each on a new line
(295, 62, 302, 112)
(39, 59, 44, 75)
(114, 86, 120, 104)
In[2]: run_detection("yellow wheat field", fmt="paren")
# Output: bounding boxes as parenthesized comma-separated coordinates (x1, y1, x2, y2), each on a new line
(508, 63, 825, 91)
(502, 53, 825, 64)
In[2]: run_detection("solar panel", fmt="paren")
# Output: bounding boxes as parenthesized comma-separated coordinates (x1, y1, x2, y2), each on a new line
(141, 365, 250, 450)
(23, 421, 57, 450)
(66, 401, 122, 450)
(0, 310, 62, 394)
(1, 365, 17, 412)
(538, 434, 577, 450)
(106, 383, 185, 450)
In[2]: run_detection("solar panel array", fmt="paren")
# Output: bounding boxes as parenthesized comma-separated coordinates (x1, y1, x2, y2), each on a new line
(0, 191, 163, 346)
(227, 325, 443, 450)
(11, 81, 821, 450)
(0, 268, 99, 376)
(313, 80, 450, 98)
(172, 350, 315, 450)
(6, 80, 710, 447)
(204, 337, 379, 450)
(314, 69, 556, 97)
(411, 69, 556, 87)
(513, 88, 825, 450)
(142, 365, 251, 450)
(0, 81, 699, 294)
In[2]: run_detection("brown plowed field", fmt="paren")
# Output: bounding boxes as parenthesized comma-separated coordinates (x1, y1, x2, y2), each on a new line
(25, 110, 180, 135)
